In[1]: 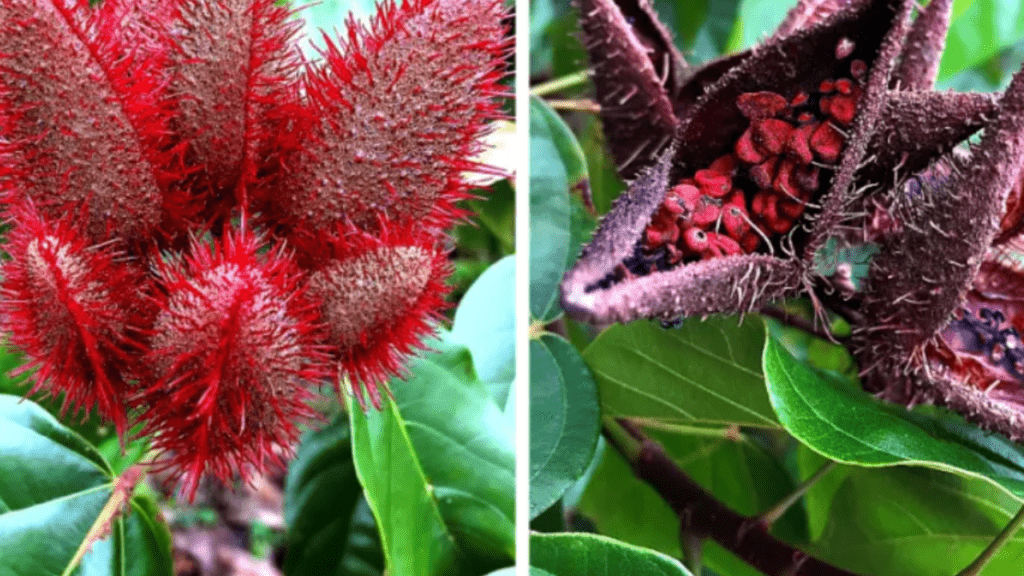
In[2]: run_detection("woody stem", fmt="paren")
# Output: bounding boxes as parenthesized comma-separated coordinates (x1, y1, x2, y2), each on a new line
(957, 503, 1024, 576)
(605, 419, 864, 576)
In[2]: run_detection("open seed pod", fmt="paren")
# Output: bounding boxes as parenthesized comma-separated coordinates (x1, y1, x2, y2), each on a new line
(852, 66, 1024, 439)
(561, 0, 997, 326)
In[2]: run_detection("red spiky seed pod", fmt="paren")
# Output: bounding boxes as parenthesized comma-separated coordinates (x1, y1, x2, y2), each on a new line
(306, 222, 451, 410)
(139, 229, 327, 500)
(0, 202, 149, 434)
(277, 0, 511, 233)
(0, 0, 176, 242)
(168, 0, 304, 203)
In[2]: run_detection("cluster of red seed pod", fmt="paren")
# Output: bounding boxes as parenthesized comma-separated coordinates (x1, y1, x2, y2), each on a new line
(0, 0, 509, 499)
(639, 59, 867, 272)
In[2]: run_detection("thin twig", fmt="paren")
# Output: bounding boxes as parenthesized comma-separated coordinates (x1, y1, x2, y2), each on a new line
(957, 503, 1024, 576)
(611, 419, 864, 576)
(531, 70, 591, 96)
(757, 460, 838, 528)
(546, 98, 601, 113)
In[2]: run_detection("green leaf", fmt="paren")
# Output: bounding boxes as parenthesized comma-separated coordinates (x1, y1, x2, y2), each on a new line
(530, 95, 589, 322)
(727, 0, 790, 52)
(349, 337, 515, 575)
(297, 0, 379, 59)
(530, 334, 601, 519)
(348, 394, 459, 576)
(809, 466, 1024, 575)
(451, 255, 516, 387)
(531, 532, 693, 576)
(0, 395, 171, 576)
(939, 0, 1024, 79)
(582, 317, 780, 429)
(763, 330, 1024, 501)
(284, 416, 383, 576)
(392, 342, 515, 567)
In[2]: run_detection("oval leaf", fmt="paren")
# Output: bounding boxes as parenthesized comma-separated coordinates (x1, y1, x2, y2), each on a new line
(0, 395, 171, 576)
(582, 317, 780, 429)
(530, 334, 601, 519)
(531, 532, 693, 576)
(763, 330, 1024, 500)
(451, 255, 516, 386)
(530, 95, 589, 322)
(284, 416, 383, 576)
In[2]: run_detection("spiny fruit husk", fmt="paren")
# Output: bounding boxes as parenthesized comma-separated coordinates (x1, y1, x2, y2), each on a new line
(276, 0, 511, 234)
(852, 66, 1024, 439)
(562, 0, 995, 326)
(0, 0, 175, 243)
(306, 222, 450, 410)
(0, 201, 150, 435)
(139, 229, 328, 500)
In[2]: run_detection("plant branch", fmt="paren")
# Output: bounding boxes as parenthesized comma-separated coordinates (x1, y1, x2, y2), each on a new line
(757, 460, 838, 528)
(546, 98, 601, 113)
(531, 70, 591, 97)
(957, 503, 1024, 576)
(611, 419, 864, 576)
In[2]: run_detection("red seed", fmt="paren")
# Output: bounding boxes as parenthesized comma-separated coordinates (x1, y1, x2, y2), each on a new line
(645, 225, 664, 246)
(683, 227, 710, 253)
(850, 59, 868, 81)
(767, 213, 794, 234)
(736, 91, 788, 120)
(835, 37, 855, 60)
(794, 163, 820, 192)
(827, 94, 857, 125)
(694, 169, 731, 198)
(787, 123, 816, 164)
(752, 118, 794, 155)
(835, 78, 853, 95)
(724, 189, 746, 209)
(791, 92, 809, 107)
(691, 198, 720, 227)
(751, 190, 770, 217)
(708, 154, 737, 177)
(740, 232, 760, 253)
(722, 204, 750, 239)
(711, 233, 742, 256)
(735, 128, 767, 164)
(749, 157, 778, 189)
(819, 79, 835, 93)
(773, 158, 801, 199)
(810, 123, 844, 163)
(780, 198, 805, 220)
(671, 183, 702, 211)
(663, 196, 685, 215)
(797, 112, 814, 124)
(665, 243, 683, 265)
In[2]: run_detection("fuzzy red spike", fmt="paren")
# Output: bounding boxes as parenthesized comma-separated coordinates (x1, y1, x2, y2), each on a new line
(0, 0, 177, 242)
(139, 229, 328, 500)
(0, 202, 150, 435)
(306, 221, 451, 409)
(278, 0, 511, 233)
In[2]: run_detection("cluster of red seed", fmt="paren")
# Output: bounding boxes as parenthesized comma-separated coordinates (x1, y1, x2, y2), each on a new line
(638, 59, 867, 272)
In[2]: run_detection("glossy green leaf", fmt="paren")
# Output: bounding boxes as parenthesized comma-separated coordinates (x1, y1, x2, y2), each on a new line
(810, 466, 1024, 575)
(451, 255, 516, 387)
(531, 532, 692, 576)
(530, 334, 601, 519)
(530, 95, 589, 322)
(0, 395, 171, 576)
(348, 394, 459, 576)
(583, 317, 780, 429)
(763, 331, 1024, 500)
(392, 342, 515, 567)
(349, 336, 515, 575)
(284, 416, 383, 576)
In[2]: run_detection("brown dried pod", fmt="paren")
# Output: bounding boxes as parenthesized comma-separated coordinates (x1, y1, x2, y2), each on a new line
(561, 0, 997, 326)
